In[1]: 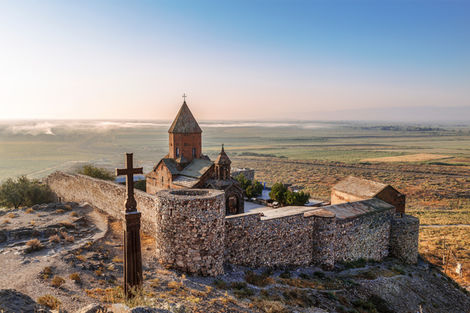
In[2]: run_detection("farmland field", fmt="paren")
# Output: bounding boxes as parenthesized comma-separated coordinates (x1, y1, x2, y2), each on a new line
(1, 119, 470, 288)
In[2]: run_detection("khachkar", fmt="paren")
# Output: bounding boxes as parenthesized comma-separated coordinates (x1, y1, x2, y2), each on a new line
(116, 153, 143, 298)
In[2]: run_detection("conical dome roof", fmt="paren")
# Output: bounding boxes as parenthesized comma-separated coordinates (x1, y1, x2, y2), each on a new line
(215, 144, 231, 165)
(168, 101, 202, 134)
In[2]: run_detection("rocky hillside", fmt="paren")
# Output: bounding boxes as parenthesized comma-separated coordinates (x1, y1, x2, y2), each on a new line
(0, 203, 469, 313)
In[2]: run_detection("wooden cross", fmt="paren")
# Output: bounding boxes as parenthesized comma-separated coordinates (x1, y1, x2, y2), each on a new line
(116, 153, 143, 212)
(182, 93, 187, 101)
(116, 152, 143, 298)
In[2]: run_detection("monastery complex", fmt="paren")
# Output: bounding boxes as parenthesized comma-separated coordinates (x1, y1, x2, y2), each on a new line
(45, 100, 420, 276)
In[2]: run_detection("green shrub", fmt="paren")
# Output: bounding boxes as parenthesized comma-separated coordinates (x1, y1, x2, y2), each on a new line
(269, 182, 310, 206)
(0, 176, 54, 209)
(236, 174, 263, 198)
(269, 182, 288, 204)
(285, 190, 310, 206)
(134, 180, 146, 191)
(78, 165, 115, 181)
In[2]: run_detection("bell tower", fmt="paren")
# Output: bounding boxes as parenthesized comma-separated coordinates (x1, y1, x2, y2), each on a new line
(168, 98, 202, 163)
(214, 144, 231, 180)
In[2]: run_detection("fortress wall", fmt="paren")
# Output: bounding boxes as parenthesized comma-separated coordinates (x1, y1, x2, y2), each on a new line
(310, 212, 336, 270)
(155, 189, 225, 276)
(389, 214, 419, 264)
(224, 213, 314, 267)
(334, 210, 393, 263)
(45, 172, 158, 235)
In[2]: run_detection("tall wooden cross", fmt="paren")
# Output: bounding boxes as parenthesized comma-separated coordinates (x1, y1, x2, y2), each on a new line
(116, 153, 143, 298)
(116, 153, 143, 212)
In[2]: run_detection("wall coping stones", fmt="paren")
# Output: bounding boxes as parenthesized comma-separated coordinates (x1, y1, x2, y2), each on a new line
(157, 188, 224, 200)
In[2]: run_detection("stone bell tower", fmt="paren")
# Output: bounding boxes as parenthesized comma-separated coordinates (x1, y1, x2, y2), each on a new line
(214, 144, 231, 180)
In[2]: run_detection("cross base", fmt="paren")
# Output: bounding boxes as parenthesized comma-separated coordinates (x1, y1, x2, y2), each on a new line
(123, 211, 143, 298)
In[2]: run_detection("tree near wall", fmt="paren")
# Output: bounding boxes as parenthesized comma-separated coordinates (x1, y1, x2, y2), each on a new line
(0, 176, 54, 209)
(269, 182, 288, 205)
(78, 165, 115, 181)
(269, 182, 310, 206)
(236, 174, 263, 198)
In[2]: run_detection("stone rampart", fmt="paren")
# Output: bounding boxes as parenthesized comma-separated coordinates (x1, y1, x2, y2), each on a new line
(334, 210, 393, 262)
(389, 214, 420, 264)
(155, 189, 225, 276)
(306, 209, 336, 269)
(45, 172, 158, 235)
(45, 172, 417, 275)
(224, 212, 314, 267)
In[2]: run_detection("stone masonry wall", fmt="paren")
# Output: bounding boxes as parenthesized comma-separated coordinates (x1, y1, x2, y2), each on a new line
(45, 172, 158, 235)
(334, 210, 393, 262)
(308, 210, 336, 270)
(224, 213, 314, 267)
(155, 189, 225, 276)
(46, 172, 411, 274)
(389, 214, 420, 264)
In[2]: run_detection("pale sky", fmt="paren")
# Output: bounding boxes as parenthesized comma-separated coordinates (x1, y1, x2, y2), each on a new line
(0, 0, 469, 121)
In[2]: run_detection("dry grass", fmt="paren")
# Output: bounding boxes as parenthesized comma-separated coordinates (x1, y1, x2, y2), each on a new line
(25, 238, 44, 253)
(361, 153, 450, 163)
(419, 226, 470, 287)
(60, 231, 75, 243)
(245, 271, 275, 287)
(49, 234, 60, 243)
(112, 257, 123, 263)
(69, 272, 81, 283)
(253, 299, 288, 313)
(59, 220, 75, 229)
(40, 266, 53, 280)
(234, 156, 470, 290)
(37, 294, 61, 310)
(51, 276, 65, 288)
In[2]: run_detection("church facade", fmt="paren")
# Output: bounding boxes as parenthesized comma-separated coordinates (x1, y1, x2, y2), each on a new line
(146, 100, 244, 215)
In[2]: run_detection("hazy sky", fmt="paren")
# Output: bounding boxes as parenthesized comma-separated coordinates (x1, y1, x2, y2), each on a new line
(0, 0, 469, 121)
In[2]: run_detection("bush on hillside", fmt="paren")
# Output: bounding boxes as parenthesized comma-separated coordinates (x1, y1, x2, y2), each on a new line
(78, 164, 115, 181)
(0, 176, 54, 209)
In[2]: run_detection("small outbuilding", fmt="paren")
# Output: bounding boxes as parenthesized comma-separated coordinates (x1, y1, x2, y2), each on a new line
(331, 176, 406, 213)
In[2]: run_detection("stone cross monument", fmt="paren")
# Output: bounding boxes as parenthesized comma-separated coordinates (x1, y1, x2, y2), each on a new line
(116, 153, 143, 298)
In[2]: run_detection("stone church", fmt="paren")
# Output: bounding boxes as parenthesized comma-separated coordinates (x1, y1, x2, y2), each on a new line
(146, 100, 244, 215)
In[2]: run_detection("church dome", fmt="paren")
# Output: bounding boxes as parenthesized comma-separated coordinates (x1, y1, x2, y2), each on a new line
(215, 145, 231, 165)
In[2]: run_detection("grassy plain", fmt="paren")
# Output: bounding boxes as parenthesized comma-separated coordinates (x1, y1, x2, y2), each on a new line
(1, 120, 470, 288)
